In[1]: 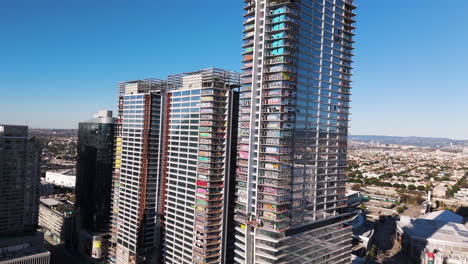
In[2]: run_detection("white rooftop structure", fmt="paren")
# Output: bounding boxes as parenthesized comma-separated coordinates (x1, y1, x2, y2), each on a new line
(397, 210, 468, 263)
(93, 110, 112, 119)
(39, 198, 63, 207)
(44, 170, 76, 188)
(420, 210, 464, 224)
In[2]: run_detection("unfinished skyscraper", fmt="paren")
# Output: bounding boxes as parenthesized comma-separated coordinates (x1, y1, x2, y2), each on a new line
(108, 69, 240, 264)
(234, 0, 356, 263)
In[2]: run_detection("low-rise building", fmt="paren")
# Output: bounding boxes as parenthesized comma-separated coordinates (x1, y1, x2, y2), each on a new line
(432, 186, 448, 198)
(38, 198, 74, 245)
(0, 233, 50, 264)
(347, 212, 374, 253)
(347, 190, 365, 207)
(454, 188, 468, 201)
(44, 170, 76, 188)
(396, 210, 468, 264)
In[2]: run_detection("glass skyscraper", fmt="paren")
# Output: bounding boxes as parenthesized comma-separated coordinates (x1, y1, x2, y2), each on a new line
(234, 0, 356, 263)
(75, 111, 115, 262)
(0, 125, 41, 237)
(0, 125, 50, 264)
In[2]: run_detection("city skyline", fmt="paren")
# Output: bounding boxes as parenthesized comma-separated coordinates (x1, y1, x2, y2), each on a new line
(1, 0, 467, 139)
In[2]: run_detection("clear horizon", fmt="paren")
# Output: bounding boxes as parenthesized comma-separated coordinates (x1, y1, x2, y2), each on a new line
(1, 0, 467, 139)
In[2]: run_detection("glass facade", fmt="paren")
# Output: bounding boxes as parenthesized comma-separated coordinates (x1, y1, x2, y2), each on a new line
(75, 115, 115, 261)
(76, 117, 115, 233)
(235, 0, 356, 263)
(0, 125, 40, 237)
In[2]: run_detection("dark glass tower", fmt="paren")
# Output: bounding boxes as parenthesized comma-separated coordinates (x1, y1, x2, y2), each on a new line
(0, 125, 41, 237)
(75, 111, 115, 262)
(0, 125, 50, 264)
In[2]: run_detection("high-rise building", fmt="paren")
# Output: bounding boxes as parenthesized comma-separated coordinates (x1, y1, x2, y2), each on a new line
(0, 125, 40, 236)
(0, 125, 50, 264)
(108, 69, 240, 264)
(234, 0, 356, 263)
(161, 69, 239, 264)
(108, 79, 167, 264)
(75, 111, 116, 262)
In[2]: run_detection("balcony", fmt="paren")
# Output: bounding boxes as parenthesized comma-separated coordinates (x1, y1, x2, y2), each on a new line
(259, 186, 290, 196)
(195, 231, 222, 240)
(266, 0, 298, 8)
(243, 31, 255, 40)
(195, 212, 223, 221)
(262, 72, 296, 82)
(258, 194, 291, 204)
(260, 222, 289, 232)
(193, 248, 221, 260)
(267, 7, 299, 17)
(266, 23, 297, 33)
(244, 1, 255, 10)
(265, 66, 296, 76)
(262, 97, 295, 106)
(243, 16, 255, 26)
(197, 180, 224, 189)
(240, 85, 252, 92)
(243, 24, 255, 33)
(258, 178, 289, 187)
(236, 174, 248, 182)
(259, 211, 290, 221)
(242, 62, 253, 69)
(267, 14, 297, 26)
(269, 32, 297, 41)
(195, 220, 223, 228)
(258, 203, 290, 213)
(262, 81, 296, 90)
(264, 47, 296, 57)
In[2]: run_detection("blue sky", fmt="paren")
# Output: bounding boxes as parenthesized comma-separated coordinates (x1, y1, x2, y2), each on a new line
(1, 1, 467, 139)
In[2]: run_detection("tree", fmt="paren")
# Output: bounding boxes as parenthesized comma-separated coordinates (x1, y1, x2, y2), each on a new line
(408, 185, 416, 191)
(351, 184, 362, 191)
(366, 244, 378, 261)
(425, 183, 432, 192)
(359, 203, 367, 212)
(393, 183, 400, 188)
(397, 205, 407, 214)
(383, 182, 393, 187)
(417, 185, 426, 191)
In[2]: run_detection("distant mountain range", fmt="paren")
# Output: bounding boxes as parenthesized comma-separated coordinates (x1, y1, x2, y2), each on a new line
(27, 129, 468, 148)
(350, 135, 468, 148)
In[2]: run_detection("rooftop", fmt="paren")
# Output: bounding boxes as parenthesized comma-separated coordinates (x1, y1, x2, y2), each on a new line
(420, 210, 463, 224)
(397, 210, 468, 246)
(40, 198, 63, 207)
